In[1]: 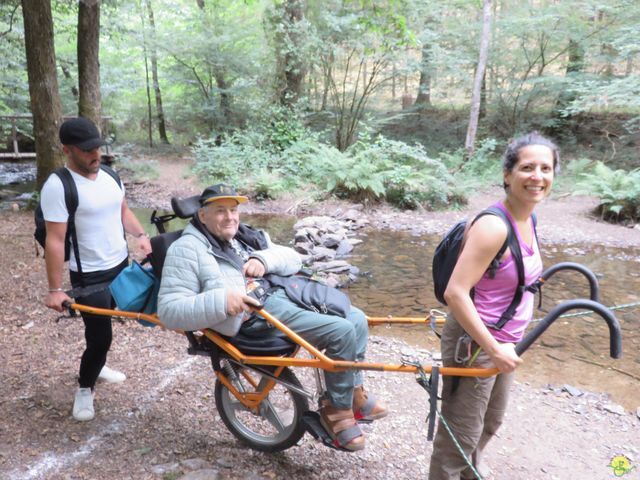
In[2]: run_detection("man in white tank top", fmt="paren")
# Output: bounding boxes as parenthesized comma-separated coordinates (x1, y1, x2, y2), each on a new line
(41, 117, 152, 421)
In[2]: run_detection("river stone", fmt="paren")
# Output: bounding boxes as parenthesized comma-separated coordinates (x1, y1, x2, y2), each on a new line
(321, 233, 342, 248)
(637, 407, 640, 420)
(340, 208, 363, 221)
(178, 469, 220, 480)
(312, 260, 351, 273)
(311, 246, 336, 261)
(294, 241, 313, 254)
(294, 229, 311, 243)
(603, 403, 626, 415)
(562, 384, 583, 397)
(151, 462, 181, 475)
(215, 457, 234, 468)
(181, 458, 213, 471)
(294, 216, 333, 230)
(335, 239, 354, 256)
(305, 227, 322, 244)
(325, 273, 341, 288)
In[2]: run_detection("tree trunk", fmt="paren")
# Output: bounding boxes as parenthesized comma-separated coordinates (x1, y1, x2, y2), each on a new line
(464, 0, 492, 157)
(414, 43, 432, 109)
(551, 39, 585, 131)
(21, 0, 65, 190)
(146, 0, 169, 143)
(479, 71, 487, 120)
(214, 70, 232, 127)
(275, 0, 306, 108)
(77, 0, 101, 128)
(140, 1, 153, 147)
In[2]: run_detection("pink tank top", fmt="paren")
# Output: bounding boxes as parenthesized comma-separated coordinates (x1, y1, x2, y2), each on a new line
(472, 203, 543, 343)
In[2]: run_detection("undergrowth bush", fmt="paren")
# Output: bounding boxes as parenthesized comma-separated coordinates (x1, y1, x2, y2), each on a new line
(191, 129, 464, 209)
(114, 151, 160, 182)
(573, 162, 640, 223)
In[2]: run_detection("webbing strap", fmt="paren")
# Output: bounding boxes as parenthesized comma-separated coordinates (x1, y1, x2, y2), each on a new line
(410, 360, 483, 479)
(427, 366, 439, 440)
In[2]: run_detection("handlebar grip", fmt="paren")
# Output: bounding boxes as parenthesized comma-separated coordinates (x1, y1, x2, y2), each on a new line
(62, 300, 76, 317)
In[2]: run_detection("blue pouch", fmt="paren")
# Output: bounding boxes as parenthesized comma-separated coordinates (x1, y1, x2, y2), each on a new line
(109, 260, 159, 327)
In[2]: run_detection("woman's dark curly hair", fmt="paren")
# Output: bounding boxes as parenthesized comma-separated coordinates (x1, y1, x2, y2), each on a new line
(502, 131, 560, 190)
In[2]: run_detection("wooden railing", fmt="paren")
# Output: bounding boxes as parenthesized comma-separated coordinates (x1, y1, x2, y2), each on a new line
(0, 114, 112, 160)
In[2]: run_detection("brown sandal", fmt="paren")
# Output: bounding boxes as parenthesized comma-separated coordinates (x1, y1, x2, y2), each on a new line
(319, 401, 365, 451)
(353, 386, 388, 422)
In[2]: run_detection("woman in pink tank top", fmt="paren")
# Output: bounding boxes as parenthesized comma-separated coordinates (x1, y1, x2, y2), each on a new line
(429, 133, 560, 480)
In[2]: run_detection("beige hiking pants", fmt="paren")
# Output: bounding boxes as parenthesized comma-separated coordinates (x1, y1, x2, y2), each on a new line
(428, 316, 515, 480)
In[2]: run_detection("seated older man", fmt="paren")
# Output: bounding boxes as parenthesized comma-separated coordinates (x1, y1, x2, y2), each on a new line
(158, 183, 387, 451)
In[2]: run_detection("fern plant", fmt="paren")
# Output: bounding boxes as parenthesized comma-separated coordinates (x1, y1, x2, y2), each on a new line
(574, 162, 640, 223)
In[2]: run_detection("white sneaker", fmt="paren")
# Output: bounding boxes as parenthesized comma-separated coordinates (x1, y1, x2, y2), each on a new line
(98, 365, 126, 383)
(73, 387, 95, 421)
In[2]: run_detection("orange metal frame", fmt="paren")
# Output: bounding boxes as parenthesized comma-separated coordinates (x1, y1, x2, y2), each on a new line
(69, 303, 499, 379)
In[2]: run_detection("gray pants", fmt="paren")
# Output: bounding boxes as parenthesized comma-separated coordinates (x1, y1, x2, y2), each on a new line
(429, 316, 514, 480)
(262, 289, 368, 409)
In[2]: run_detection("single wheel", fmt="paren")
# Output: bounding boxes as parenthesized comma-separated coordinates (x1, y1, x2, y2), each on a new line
(214, 364, 309, 452)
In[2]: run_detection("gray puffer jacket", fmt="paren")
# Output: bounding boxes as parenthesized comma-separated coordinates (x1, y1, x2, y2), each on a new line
(157, 223, 301, 334)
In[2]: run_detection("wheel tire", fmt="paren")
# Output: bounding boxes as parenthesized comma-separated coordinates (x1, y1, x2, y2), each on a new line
(214, 366, 309, 452)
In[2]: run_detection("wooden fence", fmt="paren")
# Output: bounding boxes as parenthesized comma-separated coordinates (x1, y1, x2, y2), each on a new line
(0, 115, 112, 160)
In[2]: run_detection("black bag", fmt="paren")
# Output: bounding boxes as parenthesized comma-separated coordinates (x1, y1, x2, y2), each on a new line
(34, 165, 122, 268)
(432, 206, 537, 330)
(266, 274, 352, 318)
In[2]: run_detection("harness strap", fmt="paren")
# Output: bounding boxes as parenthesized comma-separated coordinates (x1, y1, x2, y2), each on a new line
(427, 366, 439, 441)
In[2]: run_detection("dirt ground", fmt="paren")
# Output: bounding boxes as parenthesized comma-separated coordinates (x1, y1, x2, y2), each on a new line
(0, 154, 638, 480)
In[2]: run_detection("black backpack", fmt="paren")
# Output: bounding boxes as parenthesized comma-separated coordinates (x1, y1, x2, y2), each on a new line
(34, 165, 122, 270)
(432, 206, 537, 330)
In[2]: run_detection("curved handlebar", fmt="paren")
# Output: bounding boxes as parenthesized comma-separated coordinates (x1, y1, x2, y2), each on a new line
(539, 262, 600, 302)
(515, 298, 622, 358)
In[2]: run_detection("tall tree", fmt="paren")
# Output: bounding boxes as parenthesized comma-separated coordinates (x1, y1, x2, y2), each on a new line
(145, 0, 169, 143)
(21, 0, 65, 189)
(139, 0, 153, 146)
(272, 0, 307, 108)
(464, 0, 492, 157)
(414, 41, 432, 109)
(77, 0, 101, 127)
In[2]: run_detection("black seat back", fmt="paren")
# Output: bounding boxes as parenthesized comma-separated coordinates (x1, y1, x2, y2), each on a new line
(149, 230, 183, 279)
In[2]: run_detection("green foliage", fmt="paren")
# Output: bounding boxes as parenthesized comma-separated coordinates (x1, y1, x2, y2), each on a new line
(259, 105, 312, 152)
(114, 151, 160, 182)
(574, 161, 640, 223)
(192, 130, 462, 209)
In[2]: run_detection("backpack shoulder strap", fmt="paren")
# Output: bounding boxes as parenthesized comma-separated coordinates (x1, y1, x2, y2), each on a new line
(474, 206, 526, 330)
(53, 168, 79, 216)
(100, 164, 123, 189)
(53, 168, 82, 274)
(471, 207, 510, 274)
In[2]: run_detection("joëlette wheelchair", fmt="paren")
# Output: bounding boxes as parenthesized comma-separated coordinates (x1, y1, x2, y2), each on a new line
(66, 195, 623, 453)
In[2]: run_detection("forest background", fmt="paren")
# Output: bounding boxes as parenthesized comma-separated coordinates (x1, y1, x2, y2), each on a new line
(1, 0, 639, 221)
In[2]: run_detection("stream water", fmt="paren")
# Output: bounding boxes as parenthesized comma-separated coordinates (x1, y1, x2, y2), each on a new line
(0, 161, 36, 204)
(138, 209, 640, 410)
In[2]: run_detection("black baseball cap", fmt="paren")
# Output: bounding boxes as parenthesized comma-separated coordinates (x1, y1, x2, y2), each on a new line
(199, 183, 248, 206)
(59, 117, 107, 151)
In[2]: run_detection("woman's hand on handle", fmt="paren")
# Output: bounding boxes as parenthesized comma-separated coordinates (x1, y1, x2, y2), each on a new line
(487, 343, 522, 374)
